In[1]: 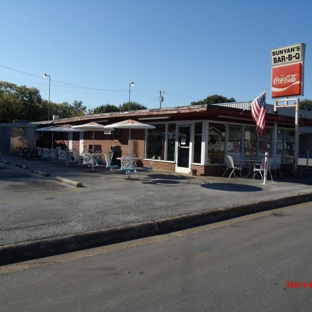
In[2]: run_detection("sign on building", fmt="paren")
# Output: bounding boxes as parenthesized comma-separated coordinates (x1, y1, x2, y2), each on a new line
(270, 43, 306, 98)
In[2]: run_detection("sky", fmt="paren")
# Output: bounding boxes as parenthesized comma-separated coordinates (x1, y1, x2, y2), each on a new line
(0, 0, 311, 111)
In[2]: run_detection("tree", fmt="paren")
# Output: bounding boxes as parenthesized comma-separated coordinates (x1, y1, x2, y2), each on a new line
(300, 99, 312, 111)
(191, 94, 236, 105)
(93, 104, 120, 114)
(53, 100, 87, 119)
(0, 81, 43, 122)
(120, 102, 147, 111)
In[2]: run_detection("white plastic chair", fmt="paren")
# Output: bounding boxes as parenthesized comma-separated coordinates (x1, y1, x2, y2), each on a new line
(57, 149, 67, 161)
(37, 147, 43, 157)
(42, 148, 51, 159)
(82, 153, 96, 165)
(93, 150, 103, 163)
(253, 157, 273, 181)
(71, 149, 83, 163)
(222, 155, 242, 178)
(141, 155, 155, 172)
(104, 153, 118, 171)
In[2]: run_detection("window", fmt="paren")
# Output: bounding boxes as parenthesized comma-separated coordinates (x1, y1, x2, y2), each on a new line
(193, 122, 202, 163)
(244, 127, 257, 159)
(208, 123, 225, 164)
(228, 125, 242, 163)
(284, 129, 295, 163)
(258, 129, 271, 159)
(167, 124, 176, 161)
(146, 124, 166, 160)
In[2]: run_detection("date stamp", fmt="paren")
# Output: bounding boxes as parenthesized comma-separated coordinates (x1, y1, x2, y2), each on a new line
(286, 282, 312, 289)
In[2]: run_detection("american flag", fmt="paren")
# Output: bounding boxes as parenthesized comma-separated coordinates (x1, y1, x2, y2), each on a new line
(251, 90, 266, 137)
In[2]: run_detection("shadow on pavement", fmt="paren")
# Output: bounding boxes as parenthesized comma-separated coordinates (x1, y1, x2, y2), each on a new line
(146, 174, 191, 180)
(201, 183, 262, 192)
(142, 179, 181, 185)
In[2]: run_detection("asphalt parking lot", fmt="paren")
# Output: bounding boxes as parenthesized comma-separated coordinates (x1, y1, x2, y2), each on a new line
(1, 154, 312, 264)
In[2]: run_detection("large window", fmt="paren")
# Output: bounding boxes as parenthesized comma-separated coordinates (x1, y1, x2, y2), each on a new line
(167, 124, 176, 161)
(258, 129, 271, 159)
(208, 123, 225, 164)
(146, 123, 176, 161)
(228, 125, 242, 163)
(244, 127, 257, 159)
(146, 124, 165, 160)
(284, 129, 295, 163)
(193, 122, 202, 163)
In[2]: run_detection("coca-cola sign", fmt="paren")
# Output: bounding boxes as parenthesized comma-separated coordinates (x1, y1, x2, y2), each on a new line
(271, 63, 302, 98)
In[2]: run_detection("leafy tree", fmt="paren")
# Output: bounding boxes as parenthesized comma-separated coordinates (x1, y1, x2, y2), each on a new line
(191, 94, 236, 105)
(120, 102, 147, 111)
(93, 104, 120, 114)
(52, 100, 87, 119)
(300, 99, 312, 111)
(0, 81, 43, 122)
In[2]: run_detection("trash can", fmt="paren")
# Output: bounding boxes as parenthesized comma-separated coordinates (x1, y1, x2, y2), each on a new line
(111, 145, 121, 166)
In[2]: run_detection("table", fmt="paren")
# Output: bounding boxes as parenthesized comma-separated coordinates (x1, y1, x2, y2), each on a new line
(244, 159, 261, 178)
(82, 152, 103, 171)
(117, 156, 140, 179)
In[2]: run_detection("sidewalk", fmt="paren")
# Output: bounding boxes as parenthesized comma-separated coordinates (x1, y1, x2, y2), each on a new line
(1, 153, 312, 265)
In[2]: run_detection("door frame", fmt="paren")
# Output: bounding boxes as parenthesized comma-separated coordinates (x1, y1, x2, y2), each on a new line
(175, 123, 192, 174)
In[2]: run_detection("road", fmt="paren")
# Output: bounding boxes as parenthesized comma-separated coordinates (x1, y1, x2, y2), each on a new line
(1, 202, 312, 311)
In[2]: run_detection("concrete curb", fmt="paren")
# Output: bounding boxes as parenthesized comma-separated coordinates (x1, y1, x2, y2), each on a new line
(55, 176, 83, 187)
(0, 158, 10, 164)
(15, 164, 30, 170)
(30, 169, 50, 177)
(1, 192, 312, 265)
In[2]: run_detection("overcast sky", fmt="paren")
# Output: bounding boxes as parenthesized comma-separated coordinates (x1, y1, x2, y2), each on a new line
(0, 0, 311, 110)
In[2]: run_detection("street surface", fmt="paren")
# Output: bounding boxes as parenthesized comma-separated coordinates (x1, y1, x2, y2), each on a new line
(1, 202, 312, 311)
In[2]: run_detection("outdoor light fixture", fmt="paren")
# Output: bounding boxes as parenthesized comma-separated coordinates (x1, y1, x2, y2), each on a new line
(128, 81, 134, 111)
(43, 73, 51, 120)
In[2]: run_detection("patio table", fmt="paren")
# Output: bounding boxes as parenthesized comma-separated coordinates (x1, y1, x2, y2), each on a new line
(244, 159, 261, 178)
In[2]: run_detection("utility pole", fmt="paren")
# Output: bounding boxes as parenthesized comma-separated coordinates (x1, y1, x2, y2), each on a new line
(159, 90, 165, 108)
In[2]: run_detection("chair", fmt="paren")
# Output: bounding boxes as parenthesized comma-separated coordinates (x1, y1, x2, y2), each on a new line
(71, 149, 83, 163)
(82, 153, 96, 166)
(42, 148, 51, 159)
(271, 156, 282, 178)
(253, 157, 273, 181)
(93, 150, 103, 163)
(57, 149, 67, 161)
(37, 147, 43, 157)
(50, 148, 57, 160)
(104, 153, 118, 171)
(108, 151, 114, 164)
(131, 154, 138, 167)
(141, 155, 155, 172)
(222, 155, 242, 178)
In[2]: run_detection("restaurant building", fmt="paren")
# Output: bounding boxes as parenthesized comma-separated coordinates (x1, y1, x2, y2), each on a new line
(33, 101, 312, 176)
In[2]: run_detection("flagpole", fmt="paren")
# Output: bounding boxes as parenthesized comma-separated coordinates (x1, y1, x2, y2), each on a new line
(240, 88, 267, 115)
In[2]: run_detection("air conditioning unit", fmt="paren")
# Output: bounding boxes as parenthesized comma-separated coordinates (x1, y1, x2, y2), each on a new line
(104, 129, 119, 135)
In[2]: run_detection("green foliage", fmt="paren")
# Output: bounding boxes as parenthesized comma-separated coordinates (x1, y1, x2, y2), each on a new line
(0, 81, 43, 122)
(300, 99, 312, 111)
(0, 81, 88, 122)
(191, 94, 236, 105)
(120, 102, 147, 111)
(93, 104, 120, 114)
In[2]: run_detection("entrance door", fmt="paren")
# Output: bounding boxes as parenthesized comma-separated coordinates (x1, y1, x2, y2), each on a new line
(176, 125, 191, 174)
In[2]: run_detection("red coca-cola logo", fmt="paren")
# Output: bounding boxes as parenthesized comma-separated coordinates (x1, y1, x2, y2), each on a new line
(273, 74, 297, 85)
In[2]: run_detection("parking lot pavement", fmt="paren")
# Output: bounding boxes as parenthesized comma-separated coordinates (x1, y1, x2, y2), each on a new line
(1, 154, 312, 264)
